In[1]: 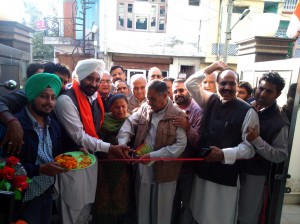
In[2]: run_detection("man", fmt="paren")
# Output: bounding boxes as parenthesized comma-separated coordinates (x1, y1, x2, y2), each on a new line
(238, 72, 289, 224)
(26, 62, 44, 77)
(201, 71, 217, 93)
(283, 83, 297, 121)
(54, 58, 130, 224)
(117, 80, 187, 224)
(115, 80, 130, 97)
(185, 61, 259, 224)
(98, 70, 113, 112)
(148, 67, 163, 81)
(44, 62, 71, 91)
(237, 81, 253, 102)
(110, 65, 126, 83)
(171, 79, 203, 224)
(127, 74, 147, 113)
(162, 77, 175, 100)
(13, 73, 66, 224)
(0, 62, 71, 154)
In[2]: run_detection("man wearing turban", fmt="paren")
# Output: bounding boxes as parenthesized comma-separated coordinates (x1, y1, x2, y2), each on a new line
(13, 73, 67, 224)
(55, 58, 131, 224)
(0, 62, 71, 155)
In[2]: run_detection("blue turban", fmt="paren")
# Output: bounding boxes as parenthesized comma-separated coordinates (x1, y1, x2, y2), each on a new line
(25, 73, 61, 102)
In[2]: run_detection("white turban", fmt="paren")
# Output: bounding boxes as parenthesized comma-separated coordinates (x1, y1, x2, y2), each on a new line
(74, 59, 106, 81)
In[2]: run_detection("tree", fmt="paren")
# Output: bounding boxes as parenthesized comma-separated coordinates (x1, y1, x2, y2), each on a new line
(23, 0, 55, 61)
(32, 31, 54, 61)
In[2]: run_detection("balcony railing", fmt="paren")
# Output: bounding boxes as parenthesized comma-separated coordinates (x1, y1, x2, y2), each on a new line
(44, 17, 75, 38)
(211, 43, 238, 56)
(283, 0, 298, 12)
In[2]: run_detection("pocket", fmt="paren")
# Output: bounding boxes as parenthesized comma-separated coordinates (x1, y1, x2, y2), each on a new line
(221, 121, 242, 147)
(162, 129, 176, 145)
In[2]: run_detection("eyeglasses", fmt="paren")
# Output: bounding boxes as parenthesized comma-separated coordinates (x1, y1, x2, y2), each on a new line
(133, 86, 146, 91)
(173, 88, 186, 94)
(151, 74, 162, 79)
(117, 87, 128, 91)
(100, 80, 111, 84)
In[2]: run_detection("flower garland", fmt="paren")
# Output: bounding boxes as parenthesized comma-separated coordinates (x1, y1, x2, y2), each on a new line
(0, 156, 31, 200)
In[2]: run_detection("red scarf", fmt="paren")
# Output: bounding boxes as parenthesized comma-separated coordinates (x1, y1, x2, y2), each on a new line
(72, 81, 105, 138)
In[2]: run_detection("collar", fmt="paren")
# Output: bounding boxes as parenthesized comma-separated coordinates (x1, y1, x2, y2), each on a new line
(86, 91, 99, 104)
(101, 92, 112, 100)
(155, 100, 169, 115)
(133, 96, 146, 104)
(184, 99, 195, 114)
(251, 100, 275, 112)
(25, 106, 50, 127)
(157, 98, 179, 120)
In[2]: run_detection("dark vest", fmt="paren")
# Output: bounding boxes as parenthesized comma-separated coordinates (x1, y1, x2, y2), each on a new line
(243, 102, 289, 175)
(101, 93, 113, 112)
(195, 94, 251, 187)
(60, 89, 103, 152)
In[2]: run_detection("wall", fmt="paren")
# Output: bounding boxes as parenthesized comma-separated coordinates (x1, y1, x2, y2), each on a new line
(287, 109, 300, 193)
(205, 0, 292, 65)
(0, 43, 30, 94)
(99, 0, 213, 57)
(169, 57, 201, 79)
(55, 52, 90, 74)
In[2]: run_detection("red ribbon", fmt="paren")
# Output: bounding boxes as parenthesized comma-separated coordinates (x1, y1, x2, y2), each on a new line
(97, 157, 254, 162)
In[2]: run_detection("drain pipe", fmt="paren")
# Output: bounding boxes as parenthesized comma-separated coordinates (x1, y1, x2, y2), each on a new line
(216, 0, 223, 60)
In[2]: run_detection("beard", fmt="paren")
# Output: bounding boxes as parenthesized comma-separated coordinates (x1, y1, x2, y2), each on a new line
(30, 102, 52, 117)
(80, 82, 99, 96)
(219, 89, 235, 99)
(174, 94, 190, 106)
(220, 89, 234, 95)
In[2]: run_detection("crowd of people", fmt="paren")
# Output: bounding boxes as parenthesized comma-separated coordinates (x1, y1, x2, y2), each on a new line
(0, 59, 290, 224)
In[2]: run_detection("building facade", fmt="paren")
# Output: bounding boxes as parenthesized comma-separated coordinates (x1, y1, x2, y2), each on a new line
(44, 0, 299, 81)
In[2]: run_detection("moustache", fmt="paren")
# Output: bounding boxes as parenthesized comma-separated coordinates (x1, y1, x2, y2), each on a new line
(221, 90, 233, 94)
(175, 96, 184, 100)
(42, 105, 54, 110)
(87, 86, 98, 91)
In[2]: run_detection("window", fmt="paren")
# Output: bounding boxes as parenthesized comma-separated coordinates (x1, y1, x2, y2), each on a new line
(189, 0, 200, 6)
(150, 5, 157, 31)
(127, 4, 133, 28)
(233, 6, 249, 14)
(117, 0, 167, 32)
(159, 5, 166, 31)
(275, 20, 289, 37)
(136, 15, 148, 30)
(180, 65, 195, 76)
(118, 3, 125, 28)
(264, 2, 278, 13)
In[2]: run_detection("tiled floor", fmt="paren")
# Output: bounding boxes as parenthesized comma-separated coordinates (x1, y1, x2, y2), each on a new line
(281, 204, 300, 224)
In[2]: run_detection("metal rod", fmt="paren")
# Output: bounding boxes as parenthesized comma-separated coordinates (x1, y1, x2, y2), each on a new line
(223, 0, 234, 63)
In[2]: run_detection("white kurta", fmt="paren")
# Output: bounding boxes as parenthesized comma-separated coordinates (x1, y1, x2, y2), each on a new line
(55, 92, 110, 224)
(238, 124, 289, 223)
(117, 101, 187, 224)
(57, 163, 97, 224)
(185, 71, 260, 224)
